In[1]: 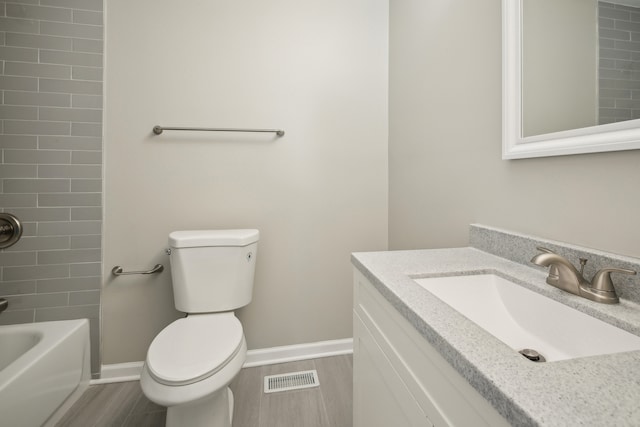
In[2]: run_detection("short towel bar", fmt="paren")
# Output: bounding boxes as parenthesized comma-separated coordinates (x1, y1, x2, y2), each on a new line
(111, 264, 164, 276)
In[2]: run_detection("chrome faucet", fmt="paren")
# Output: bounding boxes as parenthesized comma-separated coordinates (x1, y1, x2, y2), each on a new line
(531, 247, 636, 304)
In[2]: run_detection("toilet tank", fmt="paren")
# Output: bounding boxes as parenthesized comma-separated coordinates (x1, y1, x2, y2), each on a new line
(168, 229, 259, 313)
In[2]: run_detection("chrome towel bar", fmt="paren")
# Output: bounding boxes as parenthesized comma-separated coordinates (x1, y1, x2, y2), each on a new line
(152, 125, 285, 137)
(111, 264, 164, 276)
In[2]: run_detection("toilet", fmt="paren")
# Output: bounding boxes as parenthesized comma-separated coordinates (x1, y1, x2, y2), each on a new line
(140, 229, 259, 427)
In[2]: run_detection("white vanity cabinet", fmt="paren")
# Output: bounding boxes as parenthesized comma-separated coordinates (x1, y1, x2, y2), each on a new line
(353, 269, 510, 427)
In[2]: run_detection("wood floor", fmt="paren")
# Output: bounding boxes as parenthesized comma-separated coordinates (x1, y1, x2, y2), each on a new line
(55, 355, 353, 427)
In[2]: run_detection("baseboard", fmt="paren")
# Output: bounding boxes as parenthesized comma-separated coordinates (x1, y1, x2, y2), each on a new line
(93, 338, 353, 384)
(243, 337, 353, 367)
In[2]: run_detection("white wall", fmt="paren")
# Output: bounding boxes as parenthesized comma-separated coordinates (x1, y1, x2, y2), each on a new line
(389, 0, 640, 258)
(103, 0, 388, 363)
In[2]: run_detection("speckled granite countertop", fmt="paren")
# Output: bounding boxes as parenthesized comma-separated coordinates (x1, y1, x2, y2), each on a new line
(351, 225, 640, 427)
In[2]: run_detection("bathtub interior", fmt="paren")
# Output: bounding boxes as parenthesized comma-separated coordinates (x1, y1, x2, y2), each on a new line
(0, 319, 91, 427)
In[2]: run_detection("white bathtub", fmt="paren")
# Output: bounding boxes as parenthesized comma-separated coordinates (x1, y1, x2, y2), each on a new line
(0, 319, 91, 427)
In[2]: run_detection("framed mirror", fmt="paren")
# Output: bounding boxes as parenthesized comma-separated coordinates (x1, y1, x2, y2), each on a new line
(503, 0, 640, 159)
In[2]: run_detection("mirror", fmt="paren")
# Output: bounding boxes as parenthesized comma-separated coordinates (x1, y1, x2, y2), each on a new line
(503, 0, 640, 158)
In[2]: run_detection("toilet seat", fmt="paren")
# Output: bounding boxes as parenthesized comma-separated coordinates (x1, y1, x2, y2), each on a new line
(145, 313, 243, 386)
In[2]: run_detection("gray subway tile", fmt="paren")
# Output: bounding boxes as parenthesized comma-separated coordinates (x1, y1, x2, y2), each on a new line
(72, 65, 102, 81)
(71, 94, 102, 109)
(5, 235, 70, 251)
(70, 178, 101, 192)
(4, 120, 71, 136)
(0, 17, 39, 34)
(71, 122, 101, 137)
(615, 20, 640, 34)
(0, 280, 36, 296)
(41, 0, 102, 12)
(4, 61, 71, 78)
(614, 39, 640, 51)
(600, 7, 631, 21)
(0, 75, 37, 90)
(69, 290, 99, 305)
(70, 234, 100, 249)
(40, 49, 102, 67)
(4, 149, 71, 164)
(72, 10, 102, 25)
(70, 262, 100, 277)
(40, 21, 103, 40)
(38, 248, 100, 265)
(0, 250, 37, 266)
(70, 207, 101, 220)
(3, 263, 68, 280)
(0, 105, 38, 120)
(4, 91, 71, 107)
(37, 276, 100, 292)
(5, 32, 72, 51)
(0, 309, 34, 325)
(35, 304, 99, 321)
(4, 292, 68, 309)
(39, 106, 102, 123)
(37, 220, 101, 236)
(38, 135, 101, 150)
(601, 28, 631, 41)
(71, 151, 101, 164)
(40, 77, 102, 95)
(5, 208, 70, 222)
(0, 135, 38, 149)
(20, 222, 38, 238)
(38, 192, 101, 207)
(0, 164, 37, 178)
(72, 38, 103, 54)
(6, 3, 72, 22)
(38, 164, 101, 178)
(3, 178, 70, 193)
(0, 193, 37, 207)
(0, 45, 38, 61)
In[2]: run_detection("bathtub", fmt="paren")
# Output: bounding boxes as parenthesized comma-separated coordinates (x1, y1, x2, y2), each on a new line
(0, 319, 91, 427)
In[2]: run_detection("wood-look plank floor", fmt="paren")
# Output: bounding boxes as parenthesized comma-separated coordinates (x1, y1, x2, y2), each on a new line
(55, 355, 352, 427)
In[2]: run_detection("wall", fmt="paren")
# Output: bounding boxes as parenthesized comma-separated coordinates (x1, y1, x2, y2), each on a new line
(389, 0, 640, 259)
(599, 1, 640, 124)
(0, 0, 103, 375)
(522, 0, 597, 137)
(103, 0, 388, 363)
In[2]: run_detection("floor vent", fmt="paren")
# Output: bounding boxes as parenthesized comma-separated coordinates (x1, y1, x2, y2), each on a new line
(263, 370, 320, 393)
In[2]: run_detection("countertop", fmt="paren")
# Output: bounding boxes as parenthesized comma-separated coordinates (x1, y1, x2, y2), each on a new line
(351, 246, 640, 426)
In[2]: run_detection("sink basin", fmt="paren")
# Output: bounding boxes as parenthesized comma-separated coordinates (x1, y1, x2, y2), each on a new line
(414, 273, 640, 362)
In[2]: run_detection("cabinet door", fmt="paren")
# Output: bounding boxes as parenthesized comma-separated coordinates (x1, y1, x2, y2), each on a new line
(354, 313, 433, 427)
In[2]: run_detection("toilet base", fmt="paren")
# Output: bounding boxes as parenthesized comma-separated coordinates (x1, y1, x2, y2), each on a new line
(166, 387, 234, 427)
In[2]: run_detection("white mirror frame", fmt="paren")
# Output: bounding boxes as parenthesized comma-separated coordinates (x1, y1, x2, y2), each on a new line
(502, 0, 640, 159)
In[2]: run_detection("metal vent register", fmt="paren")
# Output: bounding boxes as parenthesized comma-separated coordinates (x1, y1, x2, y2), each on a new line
(264, 370, 320, 393)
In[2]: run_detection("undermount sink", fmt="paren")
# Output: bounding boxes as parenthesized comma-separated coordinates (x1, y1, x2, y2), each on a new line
(414, 273, 640, 362)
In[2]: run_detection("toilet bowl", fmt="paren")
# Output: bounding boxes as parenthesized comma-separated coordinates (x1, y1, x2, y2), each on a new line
(139, 229, 259, 427)
(140, 313, 247, 426)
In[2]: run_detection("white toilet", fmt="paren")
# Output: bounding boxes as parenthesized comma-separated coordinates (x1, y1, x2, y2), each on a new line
(140, 229, 259, 427)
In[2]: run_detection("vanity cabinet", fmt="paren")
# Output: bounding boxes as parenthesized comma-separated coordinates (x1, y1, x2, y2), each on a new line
(353, 269, 510, 427)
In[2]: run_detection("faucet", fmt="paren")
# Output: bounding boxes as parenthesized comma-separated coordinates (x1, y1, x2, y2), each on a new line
(531, 247, 636, 304)
(0, 298, 7, 314)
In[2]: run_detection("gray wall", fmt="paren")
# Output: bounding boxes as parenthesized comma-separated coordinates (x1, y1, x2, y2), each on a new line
(0, 0, 103, 375)
(102, 0, 388, 364)
(389, 0, 640, 259)
(599, 1, 640, 124)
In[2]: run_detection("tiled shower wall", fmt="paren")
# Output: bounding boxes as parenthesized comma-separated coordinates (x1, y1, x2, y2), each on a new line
(0, 0, 103, 375)
(599, 1, 640, 124)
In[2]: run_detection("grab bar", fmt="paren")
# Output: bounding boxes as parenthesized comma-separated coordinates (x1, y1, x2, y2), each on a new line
(111, 264, 164, 276)
(152, 126, 285, 137)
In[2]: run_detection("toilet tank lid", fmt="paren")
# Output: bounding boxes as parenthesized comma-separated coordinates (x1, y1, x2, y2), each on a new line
(169, 229, 259, 248)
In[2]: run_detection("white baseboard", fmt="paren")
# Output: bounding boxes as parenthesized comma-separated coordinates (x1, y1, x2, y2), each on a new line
(93, 338, 353, 384)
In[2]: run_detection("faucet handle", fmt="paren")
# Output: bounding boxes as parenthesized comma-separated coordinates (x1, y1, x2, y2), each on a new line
(591, 268, 637, 293)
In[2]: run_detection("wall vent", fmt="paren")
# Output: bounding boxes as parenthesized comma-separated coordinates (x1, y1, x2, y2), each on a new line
(263, 370, 320, 393)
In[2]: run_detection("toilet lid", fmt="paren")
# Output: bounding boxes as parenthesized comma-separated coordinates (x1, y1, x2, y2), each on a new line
(146, 313, 244, 386)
